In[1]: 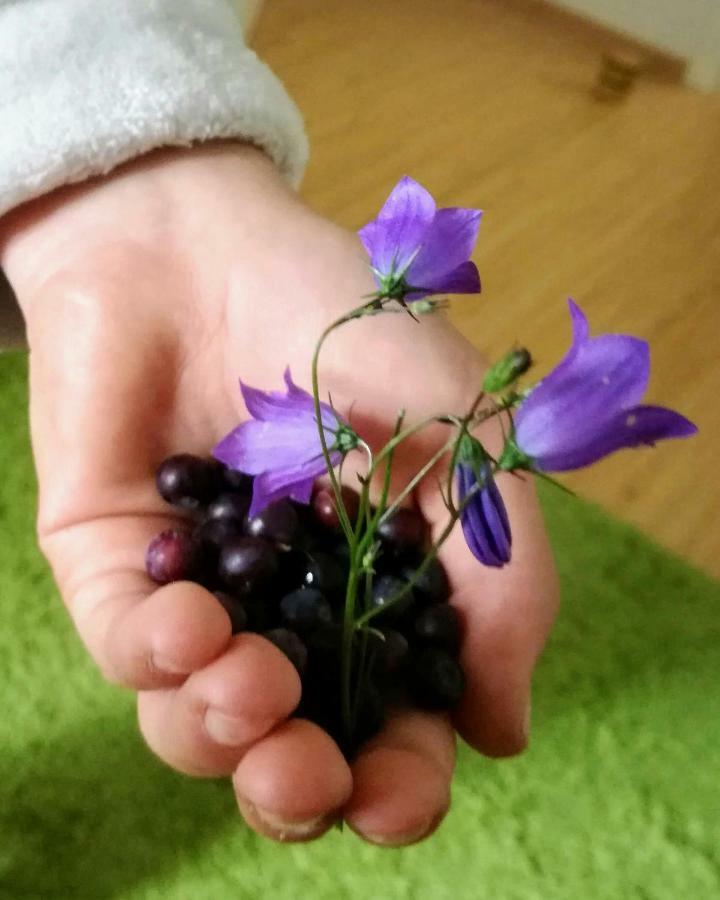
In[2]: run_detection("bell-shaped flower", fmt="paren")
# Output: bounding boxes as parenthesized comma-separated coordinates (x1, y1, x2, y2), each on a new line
(358, 176, 481, 302)
(214, 368, 358, 516)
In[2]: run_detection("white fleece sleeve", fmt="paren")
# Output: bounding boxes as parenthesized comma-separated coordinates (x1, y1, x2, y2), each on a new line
(0, 0, 309, 220)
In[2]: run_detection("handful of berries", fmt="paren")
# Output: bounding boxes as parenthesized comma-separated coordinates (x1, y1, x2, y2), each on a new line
(147, 453, 463, 757)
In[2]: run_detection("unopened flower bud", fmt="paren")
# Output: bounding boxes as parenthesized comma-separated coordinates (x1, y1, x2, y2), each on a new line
(482, 348, 532, 393)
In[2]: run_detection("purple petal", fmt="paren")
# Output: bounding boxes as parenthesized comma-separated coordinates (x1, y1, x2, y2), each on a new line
(458, 463, 511, 567)
(515, 303, 650, 460)
(358, 176, 436, 275)
(249, 452, 341, 516)
(406, 261, 480, 300)
(530, 404, 697, 472)
(213, 419, 326, 475)
(407, 207, 481, 288)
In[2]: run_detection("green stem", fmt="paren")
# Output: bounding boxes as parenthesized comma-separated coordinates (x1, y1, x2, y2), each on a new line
(310, 302, 375, 546)
(353, 480, 483, 630)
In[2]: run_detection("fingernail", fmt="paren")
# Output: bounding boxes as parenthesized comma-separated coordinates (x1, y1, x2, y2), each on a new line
(362, 815, 437, 847)
(241, 800, 331, 840)
(205, 709, 268, 747)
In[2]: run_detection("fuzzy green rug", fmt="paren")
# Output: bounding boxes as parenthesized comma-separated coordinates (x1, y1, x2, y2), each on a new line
(1, 350, 718, 900)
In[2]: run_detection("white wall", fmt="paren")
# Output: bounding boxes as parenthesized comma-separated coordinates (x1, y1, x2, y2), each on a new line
(552, 0, 720, 89)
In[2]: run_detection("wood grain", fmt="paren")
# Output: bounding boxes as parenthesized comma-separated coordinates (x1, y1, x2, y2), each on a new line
(255, 0, 720, 577)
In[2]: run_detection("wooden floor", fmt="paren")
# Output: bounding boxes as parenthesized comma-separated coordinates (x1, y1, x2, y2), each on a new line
(254, 0, 720, 578)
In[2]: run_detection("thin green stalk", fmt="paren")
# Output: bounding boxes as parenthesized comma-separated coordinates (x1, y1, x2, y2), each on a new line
(353, 480, 483, 630)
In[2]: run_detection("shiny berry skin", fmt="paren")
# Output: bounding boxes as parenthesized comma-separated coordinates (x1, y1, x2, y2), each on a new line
(401, 558, 450, 605)
(218, 537, 279, 598)
(413, 604, 461, 654)
(155, 454, 222, 510)
(245, 499, 299, 546)
(205, 493, 250, 523)
(369, 574, 415, 622)
(408, 649, 465, 710)
(280, 588, 333, 635)
(369, 628, 409, 677)
(312, 486, 360, 530)
(213, 591, 248, 634)
(377, 507, 426, 555)
(194, 517, 244, 548)
(145, 529, 200, 584)
(302, 552, 346, 600)
(219, 466, 253, 494)
(263, 628, 308, 675)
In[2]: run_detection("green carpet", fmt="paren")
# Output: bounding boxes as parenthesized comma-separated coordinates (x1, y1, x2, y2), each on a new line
(1, 350, 718, 900)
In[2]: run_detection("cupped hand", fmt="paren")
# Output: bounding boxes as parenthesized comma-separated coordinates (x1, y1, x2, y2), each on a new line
(0, 143, 558, 845)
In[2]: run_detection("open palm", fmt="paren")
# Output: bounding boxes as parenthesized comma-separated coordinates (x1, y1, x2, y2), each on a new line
(2, 144, 558, 844)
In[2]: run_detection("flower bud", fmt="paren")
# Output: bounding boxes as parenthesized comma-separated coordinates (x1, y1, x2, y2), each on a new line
(482, 348, 532, 393)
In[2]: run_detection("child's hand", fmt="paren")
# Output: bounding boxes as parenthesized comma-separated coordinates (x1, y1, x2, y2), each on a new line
(1, 143, 558, 845)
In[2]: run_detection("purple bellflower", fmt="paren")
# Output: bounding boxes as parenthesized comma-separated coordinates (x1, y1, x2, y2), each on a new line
(502, 299, 697, 472)
(213, 369, 358, 517)
(358, 176, 482, 302)
(457, 436, 511, 567)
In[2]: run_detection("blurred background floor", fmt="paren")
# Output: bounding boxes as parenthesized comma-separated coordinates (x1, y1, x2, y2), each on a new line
(255, 0, 720, 578)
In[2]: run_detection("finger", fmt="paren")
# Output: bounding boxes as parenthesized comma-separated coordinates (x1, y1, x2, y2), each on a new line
(43, 515, 232, 689)
(344, 710, 455, 846)
(419, 470, 559, 757)
(137, 633, 301, 776)
(232, 719, 353, 843)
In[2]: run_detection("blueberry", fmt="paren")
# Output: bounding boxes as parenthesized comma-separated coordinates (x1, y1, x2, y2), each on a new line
(263, 628, 308, 675)
(302, 552, 347, 600)
(205, 493, 250, 523)
(280, 588, 333, 635)
(413, 604, 461, 654)
(408, 649, 465, 710)
(312, 486, 360, 531)
(245, 499, 299, 546)
(145, 529, 200, 584)
(369, 574, 415, 622)
(155, 454, 222, 510)
(401, 557, 450, 605)
(219, 537, 279, 598)
(377, 507, 426, 555)
(213, 591, 248, 634)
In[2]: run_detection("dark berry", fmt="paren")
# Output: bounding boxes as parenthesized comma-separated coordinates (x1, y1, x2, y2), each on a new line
(213, 591, 248, 634)
(369, 574, 415, 622)
(413, 604, 461, 654)
(194, 516, 244, 548)
(219, 466, 253, 494)
(245, 499, 299, 546)
(401, 557, 450, 605)
(312, 486, 360, 531)
(302, 552, 347, 600)
(377, 507, 426, 555)
(145, 529, 200, 584)
(219, 537, 279, 598)
(206, 493, 250, 523)
(408, 649, 465, 710)
(280, 588, 333, 635)
(263, 628, 308, 675)
(155, 454, 222, 510)
(368, 628, 409, 677)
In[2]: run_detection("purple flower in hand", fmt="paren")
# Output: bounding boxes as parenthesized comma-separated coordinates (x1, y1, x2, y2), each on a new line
(213, 369, 357, 516)
(504, 300, 697, 472)
(457, 436, 511, 567)
(359, 176, 481, 301)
